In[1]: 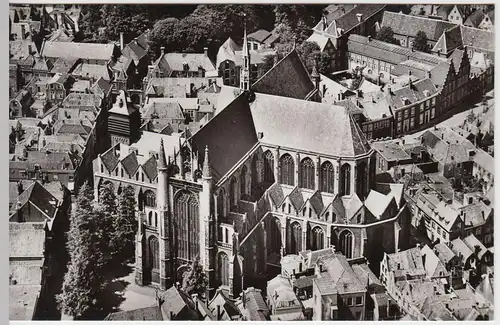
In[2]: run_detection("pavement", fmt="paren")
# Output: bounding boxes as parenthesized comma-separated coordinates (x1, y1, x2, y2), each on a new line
(112, 265, 159, 312)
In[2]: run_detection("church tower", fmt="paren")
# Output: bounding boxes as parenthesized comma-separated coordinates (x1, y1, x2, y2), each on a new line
(240, 14, 250, 91)
(200, 146, 216, 298)
(157, 138, 173, 289)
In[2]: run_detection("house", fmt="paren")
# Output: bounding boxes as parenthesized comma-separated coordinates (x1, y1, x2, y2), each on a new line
(208, 288, 242, 320)
(308, 4, 386, 70)
(235, 287, 270, 320)
(10, 89, 35, 118)
(247, 29, 280, 50)
(46, 73, 73, 106)
(432, 242, 465, 288)
(463, 234, 493, 274)
(447, 5, 472, 25)
(267, 275, 305, 320)
(150, 47, 216, 78)
(371, 140, 413, 173)
(472, 149, 494, 193)
(465, 9, 495, 31)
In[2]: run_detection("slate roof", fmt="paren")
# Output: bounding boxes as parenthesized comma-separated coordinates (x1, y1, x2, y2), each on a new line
(247, 29, 272, 43)
(11, 150, 76, 171)
(190, 94, 258, 181)
(105, 305, 163, 320)
(461, 26, 494, 52)
(121, 151, 139, 177)
(122, 38, 148, 65)
(42, 41, 116, 61)
(348, 34, 448, 66)
(420, 126, 477, 164)
(335, 4, 386, 32)
(432, 25, 464, 54)
(239, 287, 269, 321)
(250, 92, 371, 157)
(252, 49, 315, 100)
(100, 145, 120, 172)
(160, 285, 201, 320)
(51, 57, 79, 74)
(143, 101, 185, 121)
(381, 11, 457, 41)
(320, 254, 367, 294)
(91, 77, 112, 97)
(9, 181, 59, 220)
(464, 9, 487, 28)
(161, 52, 216, 74)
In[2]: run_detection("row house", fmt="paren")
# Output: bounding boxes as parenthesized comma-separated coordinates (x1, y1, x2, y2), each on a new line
(150, 47, 217, 79)
(307, 4, 386, 70)
(40, 40, 118, 66)
(464, 9, 495, 31)
(247, 29, 280, 50)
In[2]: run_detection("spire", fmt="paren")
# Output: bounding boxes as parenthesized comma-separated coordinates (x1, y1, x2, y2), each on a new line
(202, 146, 211, 179)
(158, 138, 167, 170)
(240, 13, 250, 91)
(311, 63, 319, 79)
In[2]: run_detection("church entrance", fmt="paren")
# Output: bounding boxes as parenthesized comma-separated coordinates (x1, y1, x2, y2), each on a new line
(143, 236, 159, 284)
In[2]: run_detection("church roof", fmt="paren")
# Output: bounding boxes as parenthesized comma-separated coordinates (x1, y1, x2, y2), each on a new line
(252, 49, 314, 100)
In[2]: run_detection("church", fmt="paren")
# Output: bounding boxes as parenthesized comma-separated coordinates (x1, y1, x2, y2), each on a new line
(92, 26, 411, 299)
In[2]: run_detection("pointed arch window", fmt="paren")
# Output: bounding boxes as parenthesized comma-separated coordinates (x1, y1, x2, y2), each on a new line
(290, 222, 302, 254)
(144, 190, 156, 208)
(263, 150, 274, 183)
(300, 158, 315, 190)
(320, 161, 335, 193)
(217, 188, 225, 217)
(229, 177, 237, 209)
(339, 230, 354, 259)
(280, 154, 295, 186)
(356, 162, 367, 198)
(148, 236, 159, 269)
(218, 252, 229, 286)
(310, 227, 324, 251)
(174, 191, 199, 261)
(240, 165, 247, 197)
(340, 163, 351, 196)
(251, 155, 258, 190)
(148, 211, 153, 225)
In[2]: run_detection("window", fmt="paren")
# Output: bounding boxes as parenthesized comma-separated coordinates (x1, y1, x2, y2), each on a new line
(411, 107, 415, 116)
(253, 43, 258, 50)
(347, 297, 353, 306)
(410, 117, 415, 129)
(431, 97, 436, 106)
(443, 232, 448, 240)
(431, 108, 435, 119)
(299, 157, 315, 190)
(279, 154, 295, 186)
(229, 177, 237, 209)
(340, 163, 351, 196)
(144, 190, 156, 207)
(263, 150, 274, 183)
(148, 236, 159, 270)
(356, 296, 363, 305)
(420, 103, 425, 112)
(437, 227, 441, 235)
(339, 230, 353, 259)
(174, 191, 200, 260)
(290, 222, 302, 254)
(310, 227, 324, 251)
(320, 161, 334, 193)
(240, 165, 247, 197)
(218, 252, 229, 286)
(420, 114, 424, 125)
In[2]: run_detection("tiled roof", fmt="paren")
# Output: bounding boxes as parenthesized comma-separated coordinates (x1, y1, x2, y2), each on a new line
(320, 254, 367, 294)
(62, 93, 101, 109)
(252, 49, 315, 100)
(247, 29, 271, 43)
(386, 247, 426, 278)
(122, 39, 148, 65)
(160, 285, 201, 320)
(463, 234, 488, 259)
(335, 4, 386, 33)
(381, 11, 457, 41)
(267, 275, 302, 309)
(464, 9, 486, 28)
(161, 52, 216, 74)
(420, 126, 477, 164)
(100, 145, 120, 172)
(348, 34, 448, 66)
(460, 25, 494, 52)
(143, 101, 185, 121)
(372, 141, 412, 162)
(250, 92, 371, 157)
(314, 276, 338, 295)
(105, 305, 163, 320)
(433, 25, 463, 54)
(9, 223, 46, 258)
(9, 39, 37, 61)
(240, 287, 269, 321)
(352, 263, 382, 288)
(91, 77, 112, 97)
(190, 94, 258, 182)
(51, 57, 79, 74)
(450, 238, 474, 263)
(72, 62, 112, 81)
(9, 181, 59, 220)
(42, 41, 116, 61)
(11, 150, 76, 171)
(141, 156, 158, 181)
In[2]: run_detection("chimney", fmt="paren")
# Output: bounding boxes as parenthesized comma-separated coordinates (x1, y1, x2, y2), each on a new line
(20, 24, 26, 40)
(387, 298, 391, 317)
(427, 71, 432, 79)
(217, 305, 221, 320)
(242, 290, 246, 308)
(356, 13, 363, 22)
(120, 32, 124, 51)
(204, 47, 208, 57)
(368, 35, 372, 42)
(160, 46, 165, 56)
(192, 293, 199, 311)
(170, 311, 174, 320)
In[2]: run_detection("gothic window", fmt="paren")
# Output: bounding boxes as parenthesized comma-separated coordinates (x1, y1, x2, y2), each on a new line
(100, 164, 104, 173)
(144, 190, 156, 207)
(155, 212, 158, 228)
(325, 212, 330, 222)
(229, 177, 237, 209)
(339, 230, 354, 259)
(340, 164, 351, 196)
(251, 155, 258, 190)
(280, 154, 295, 186)
(320, 161, 334, 193)
(175, 191, 199, 261)
(263, 150, 274, 183)
(290, 222, 302, 254)
(149, 236, 159, 269)
(310, 227, 324, 251)
(240, 165, 247, 197)
(356, 162, 367, 198)
(218, 252, 229, 286)
(300, 158, 315, 190)
(217, 188, 225, 217)
(148, 211, 152, 225)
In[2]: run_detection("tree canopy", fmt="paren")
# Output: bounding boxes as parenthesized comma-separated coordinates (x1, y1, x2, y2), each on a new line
(376, 26, 399, 45)
(181, 256, 208, 297)
(413, 31, 430, 53)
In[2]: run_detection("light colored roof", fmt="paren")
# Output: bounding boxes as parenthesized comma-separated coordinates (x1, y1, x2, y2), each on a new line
(421, 245, 449, 278)
(162, 52, 216, 73)
(463, 234, 488, 259)
(473, 149, 494, 175)
(365, 190, 393, 219)
(306, 33, 331, 51)
(72, 62, 111, 80)
(249, 92, 371, 158)
(9, 223, 46, 258)
(109, 90, 138, 115)
(119, 131, 181, 165)
(267, 275, 302, 309)
(42, 41, 115, 61)
(10, 284, 41, 320)
(9, 260, 44, 285)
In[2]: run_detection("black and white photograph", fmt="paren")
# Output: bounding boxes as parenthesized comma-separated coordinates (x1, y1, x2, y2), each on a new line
(8, 2, 495, 321)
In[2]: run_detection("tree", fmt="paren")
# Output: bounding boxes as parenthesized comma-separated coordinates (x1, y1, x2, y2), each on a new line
(181, 256, 208, 297)
(376, 26, 399, 45)
(100, 5, 152, 44)
(413, 31, 429, 52)
(148, 18, 181, 61)
(96, 184, 117, 269)
(111, 186, 137, 263)
(57, 182, 103, 318)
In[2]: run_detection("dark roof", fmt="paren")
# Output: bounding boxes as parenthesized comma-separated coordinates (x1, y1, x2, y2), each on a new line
(136, 30, 150, 50)
(267, 182, 286, 207)
(460, 25, 494, 52)
(9, 181, 58, 219)
(122, 39, 148, 65)
(100, 146, 120, 172)
(464, 9, 486, 28)
(11, 151, 76, 171)
(242, 287, 269, 321)
(161, 286, 201, 320)
(288, 187, 305, 211)
(382, 11, 457, 41)
(252, 49, 315, 100)
(190, 94, 258, 181)
(141, 155, 158, 181)
(50, 57, 79, 74)
(121, 151, 139, 177)
(247, 29, 272, 43)
(335, 4, 386, 32)
(105, 305, 162, 321)
(434, 25, 464, 54)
